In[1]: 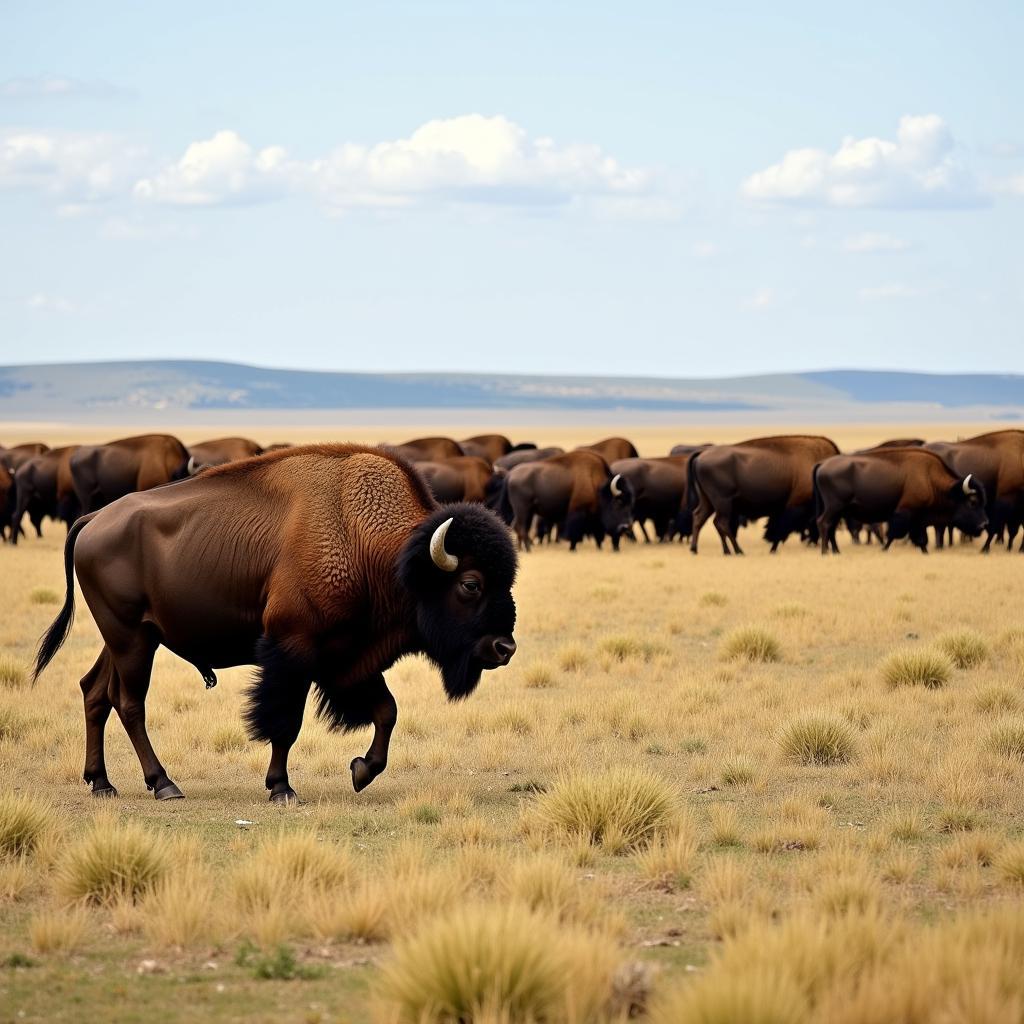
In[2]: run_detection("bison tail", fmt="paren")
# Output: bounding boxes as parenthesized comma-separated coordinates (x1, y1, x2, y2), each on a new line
(686, 449, 703, 512)
(32, 516, 88, 683)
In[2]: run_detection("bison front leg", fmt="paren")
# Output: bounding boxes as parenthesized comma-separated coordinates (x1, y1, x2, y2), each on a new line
(349, 675, 397, 793)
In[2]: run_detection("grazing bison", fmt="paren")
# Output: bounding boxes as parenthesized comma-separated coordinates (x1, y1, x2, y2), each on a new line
(580, 437, 639, 462)
(33, 445, 517, 802)
(10, 446, 81, 543)
(494, 446, 565, 471)
(70, 434, 191, 514)
(391, 437, 464, 463)
(814, 449, 988, 554)
(669, 443, 713, 458)
(0, 442, 50, 475)
(688, 436, 840, 555)
(459, 435, 537, 464)
(507, 450, 634, 552)
(488, 448, 566, 525)
(610, 456, 695, 543)
(0, 462, 14, 541)
(418, 456, 493, 504)
(187, 436, 263, 473)
(924, 431, 1024, 553)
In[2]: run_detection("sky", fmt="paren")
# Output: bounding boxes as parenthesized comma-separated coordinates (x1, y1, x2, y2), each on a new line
(1, 1, 1022, 378)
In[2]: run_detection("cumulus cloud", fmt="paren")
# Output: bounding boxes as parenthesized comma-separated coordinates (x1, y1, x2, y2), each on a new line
(0, 130, 146, 202)
(0, 75, 126, 99)
(843, 232, 911, 253)
(742, 115, 984, 209)
(136, 116, 656, 211)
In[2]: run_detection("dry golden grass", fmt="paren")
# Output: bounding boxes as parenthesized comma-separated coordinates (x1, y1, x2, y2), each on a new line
(2, 417, 1024, 1019)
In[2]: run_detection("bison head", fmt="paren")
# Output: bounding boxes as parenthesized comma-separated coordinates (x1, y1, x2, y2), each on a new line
(598, 473, 635, 538)
(949, 474, 988, 536)
(398, 503, 518, 700)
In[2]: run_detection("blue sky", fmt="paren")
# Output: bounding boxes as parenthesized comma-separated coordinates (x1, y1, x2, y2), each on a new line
(2, 1, 1022, 376)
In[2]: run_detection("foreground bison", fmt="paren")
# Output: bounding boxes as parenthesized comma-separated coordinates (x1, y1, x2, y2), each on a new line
(70, 434, 191, 513)
(34, 445, 518, 802)
(814, 449, 988, 554)
(689, 435, 840, 554)
(507, 449, 634, 551)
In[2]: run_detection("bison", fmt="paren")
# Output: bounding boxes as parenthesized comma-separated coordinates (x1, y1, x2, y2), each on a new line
(688, 435, 840, 554)
(391, 436, 464, 463)
(507, 450, 634, 552)
(459, 435, 537, 464)
(0, 462, 14, 542)
(580, 437, 639, 462)
(610, 456, 695, 543)
(494, 446, 565, 472)
(186, 436, 263, 473)
(0, 442, 50, 474)
(70, 434, 191, 514)
(10, 446, 81, 543)
(924, 431, 1024, 554)
(33, 444, 517, 803)
(417, 456, 494, 504)
(814, 449, 988, 554)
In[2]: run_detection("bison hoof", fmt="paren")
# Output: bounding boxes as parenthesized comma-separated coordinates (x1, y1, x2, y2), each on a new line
(91, 782, 118, 798)
(269, 788, 300, 805)
(154, 782, 184, 801)
(350, 757, 377, 793)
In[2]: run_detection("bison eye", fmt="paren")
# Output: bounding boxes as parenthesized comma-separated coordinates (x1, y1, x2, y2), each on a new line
(460, 578, 482, 597)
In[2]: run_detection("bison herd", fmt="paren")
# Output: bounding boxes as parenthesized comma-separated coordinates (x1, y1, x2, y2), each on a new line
(3, 428, 1024, 556)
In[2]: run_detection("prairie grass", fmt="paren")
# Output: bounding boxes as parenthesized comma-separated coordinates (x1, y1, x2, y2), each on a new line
(780, 714, 857, 766)
(56, 816, 169, 905)
(880, 648, 952, 689)
(0, 656, 26, 688)
(936, 629, 989, 669)
(0, 792, 57, 857)
(988, 719, 1024, 761)
(28, 587, 61, 606)
(633, 826, 699, 889)
(28, 906, 91, 954)
(530, 766, 677, 851)
(720, 625, 782, 663)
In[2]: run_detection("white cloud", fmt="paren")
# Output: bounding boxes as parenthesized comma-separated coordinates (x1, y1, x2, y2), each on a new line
(859, 283, 922, 301)
(742, 115, 984, 209)
(136, 116, 657, 212)
(742, 286, 776, 310)
(990, 175, 1024, 197)
(133, 130, 295, 206)
(0, 130, 146, 202)
(26, 292, 76, 314)
(0, 76, 126, 99)
(843, 232, 911, 253)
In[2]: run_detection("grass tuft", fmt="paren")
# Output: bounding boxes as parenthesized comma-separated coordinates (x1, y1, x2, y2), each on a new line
(936, 630, 989, 669)
(531, 766, 677, 852)
(56, 817, 170, 905)
(0, 656, 26, 689)
(880, 648, 952, 690)
(988, 719, 1024, 762)
(28, 906, 91, 954)
(0, 792, 57, 858)
(28, 587, 61, 606)
(780, 714, 857, 766)
(720, 625, 782, 663)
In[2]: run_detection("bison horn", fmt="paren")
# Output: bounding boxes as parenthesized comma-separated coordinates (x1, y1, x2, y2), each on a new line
(187, 455, 198, 476)
(429, 517, 459, 572)
(962, 473, 973, 496)
(610, 473, 623, 497)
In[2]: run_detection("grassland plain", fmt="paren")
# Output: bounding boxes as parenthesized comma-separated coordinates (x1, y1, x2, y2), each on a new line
(1, 422, 1023, 1023)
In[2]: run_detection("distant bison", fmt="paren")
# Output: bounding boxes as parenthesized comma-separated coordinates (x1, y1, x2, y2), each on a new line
(610, 456, 695, 543)
(814, 449, 988, 554)
(70, 434, 191, 514)
(689, 435, 840, 554)
(507, 450, 634, 552)
(418, 456, 494, 504)
(10, 446, 81, 543)
(580, 437, 639, 463)
(187, 436, 263, 473)
(392, 437, 464, 463)
(459, 435, 536, 464)
(34, 445, 518, 802)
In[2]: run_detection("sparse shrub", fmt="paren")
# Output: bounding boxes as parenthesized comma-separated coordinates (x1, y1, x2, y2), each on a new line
(634, 827, 698, 890)
(377, 903, 621, 1024)
(780, 714, 856, 766)
(236, 941, 323, 980)
(707, 804, 742, 848)
(997, 842, 1024, 886)
(531, 766, 677, 852)
(973, 686, 1019, 713)
(28, 587, 61, 606)
(57, 817, 170, 904)
(557, 645, 588, 673)
(700, 591, 728, 607)
(936, 630, 989, 669)
(0, 657, 26, 689)
(720, 759, 755, 786)
(28, 907, 90, 954)
(720, 625, 782, 664)
(143, 866, 220, 947)
(523, 664, 555, 689)
(0, 792, 57, 858)
(988, 719, 1024, 762)
(601, 635, 665, 663)
(880, 648, 952, 689)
